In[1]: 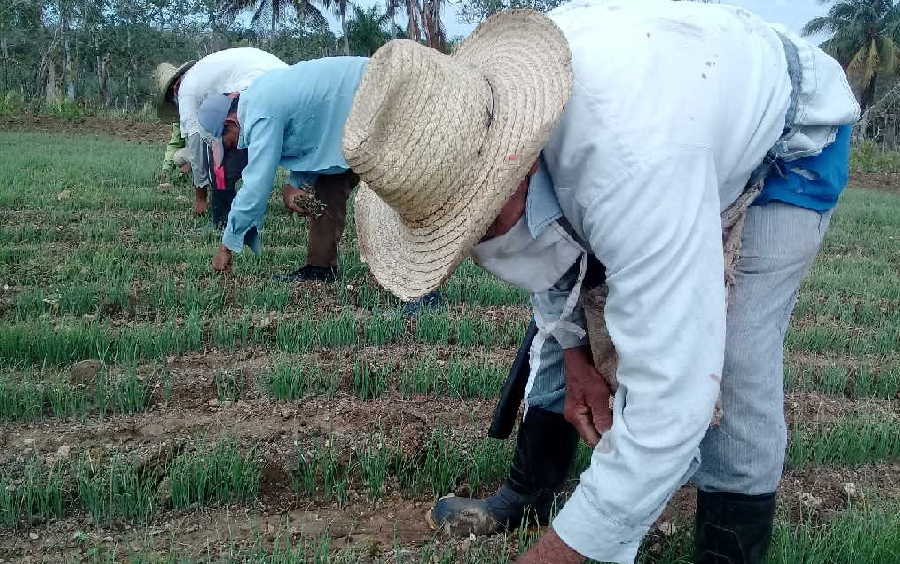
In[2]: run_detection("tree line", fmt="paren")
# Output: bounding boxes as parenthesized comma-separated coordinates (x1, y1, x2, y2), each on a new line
(1, 0, 896, 119)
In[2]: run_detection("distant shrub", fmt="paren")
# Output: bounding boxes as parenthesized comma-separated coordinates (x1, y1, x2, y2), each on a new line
(851, 140, 900, 173)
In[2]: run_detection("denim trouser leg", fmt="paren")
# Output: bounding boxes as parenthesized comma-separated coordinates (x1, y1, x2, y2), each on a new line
(693, 202, 832, 495)
(526, 336, 568, 415)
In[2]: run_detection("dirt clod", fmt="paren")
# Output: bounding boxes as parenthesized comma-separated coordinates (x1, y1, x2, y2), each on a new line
(797, 492, 824, 509)
(70, 359, 102, 385)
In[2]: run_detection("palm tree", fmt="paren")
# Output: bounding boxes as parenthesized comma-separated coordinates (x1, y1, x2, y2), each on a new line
(421, 0, 447, 51)
(385, 0, 446, 52)
(344, 4, 394, 56)
(221, 0, 326, 37)
(317, 0, 351, 55)
(803, 0, 900, 112)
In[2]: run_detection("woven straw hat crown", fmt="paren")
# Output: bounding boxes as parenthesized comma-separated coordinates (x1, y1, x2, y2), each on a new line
(344, 10, 572, 300)
(154, 60, 196, 120)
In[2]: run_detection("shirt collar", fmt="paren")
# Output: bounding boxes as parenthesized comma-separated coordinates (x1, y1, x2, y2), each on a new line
(525, 155, 564, 238)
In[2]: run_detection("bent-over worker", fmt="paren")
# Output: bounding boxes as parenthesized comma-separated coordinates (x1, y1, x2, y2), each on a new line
(343, 2, 859, 563)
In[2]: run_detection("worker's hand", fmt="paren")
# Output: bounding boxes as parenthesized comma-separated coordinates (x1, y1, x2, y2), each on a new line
(515, 527, 585, 564)
(282, 184, 308, 214)
(211, 245, 233, 273)
(563, 345, 613, 447)
(180, 162, 192, 174)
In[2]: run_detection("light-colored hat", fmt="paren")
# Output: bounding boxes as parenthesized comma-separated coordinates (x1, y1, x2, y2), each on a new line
(344, 10, 572, 301)
(154, 60, 196, 121)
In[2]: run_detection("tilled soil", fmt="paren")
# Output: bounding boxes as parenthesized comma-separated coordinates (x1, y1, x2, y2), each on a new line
(0, 115, 168, 145)
(2, 349, 897, 562)
(849, 171, 900, 193)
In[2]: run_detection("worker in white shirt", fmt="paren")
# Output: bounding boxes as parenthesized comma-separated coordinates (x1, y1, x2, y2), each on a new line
(342, 2, 859, 563)
(154, 47, 287, 227)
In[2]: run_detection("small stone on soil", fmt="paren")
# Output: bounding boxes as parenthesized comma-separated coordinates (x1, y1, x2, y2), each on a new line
(657, 521, 677, 536)
(70, 359, 102, 385)
(797, 492, 824, 508)
(57, 445, 72, 459)
(28, 532, 39, 540)
(842, 482, 860, 499)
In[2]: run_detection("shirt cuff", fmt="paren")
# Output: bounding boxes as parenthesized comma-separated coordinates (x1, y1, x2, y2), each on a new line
(222, 226, 260, 254)
(553, 485, 645, 564)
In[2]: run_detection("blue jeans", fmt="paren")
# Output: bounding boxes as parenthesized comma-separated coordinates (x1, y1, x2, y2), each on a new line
(527, 201, 832, 495)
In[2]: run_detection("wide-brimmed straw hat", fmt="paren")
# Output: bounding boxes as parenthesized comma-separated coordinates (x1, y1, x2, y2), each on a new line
(154, 60, 196, 121)
(344, 10, 572, 301)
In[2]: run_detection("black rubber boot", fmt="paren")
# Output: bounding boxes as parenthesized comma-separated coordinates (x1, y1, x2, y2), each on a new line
(401, 290, 444, 316)
(429, 407, 578, 537)
(272, 265, 338, 283)
(694, 490, 777, 564)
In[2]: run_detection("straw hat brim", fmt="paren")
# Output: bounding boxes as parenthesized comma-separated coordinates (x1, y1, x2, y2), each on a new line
(352, 10, 572, 301)
(156, 60, 196, 121)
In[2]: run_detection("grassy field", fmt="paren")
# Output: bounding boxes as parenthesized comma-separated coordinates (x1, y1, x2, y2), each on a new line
(0, 129, 898, 563)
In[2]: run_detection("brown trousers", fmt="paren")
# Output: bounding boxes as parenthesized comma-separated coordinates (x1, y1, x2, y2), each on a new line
(306, 171, 359, 267)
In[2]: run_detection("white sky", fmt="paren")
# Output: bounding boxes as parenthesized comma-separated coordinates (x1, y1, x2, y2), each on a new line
(332, 0, 832, 41)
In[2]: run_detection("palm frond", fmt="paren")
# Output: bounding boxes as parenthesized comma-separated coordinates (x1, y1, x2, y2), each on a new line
(802, 16, 835, 37)
(875, 34, 898, 72)
(847, 38, 879, 90)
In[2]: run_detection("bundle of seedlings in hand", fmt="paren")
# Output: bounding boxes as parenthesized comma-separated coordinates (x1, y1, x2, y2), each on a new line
(292, 190, 328, 218)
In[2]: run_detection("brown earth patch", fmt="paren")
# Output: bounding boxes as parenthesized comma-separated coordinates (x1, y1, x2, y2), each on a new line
(848, 171, 900, 193)
(784, 391, 898, 426)
(0, 114, 168, 145)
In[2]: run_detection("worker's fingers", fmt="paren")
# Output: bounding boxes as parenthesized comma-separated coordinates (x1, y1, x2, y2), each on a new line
(566, 403, 601, 447)
(592, 403, 612, 436)
(587, 388, 613, 436)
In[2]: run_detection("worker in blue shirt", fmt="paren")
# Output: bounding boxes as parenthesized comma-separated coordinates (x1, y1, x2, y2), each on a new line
(202, 57, 365, 283)
(201, 56, 442, 310)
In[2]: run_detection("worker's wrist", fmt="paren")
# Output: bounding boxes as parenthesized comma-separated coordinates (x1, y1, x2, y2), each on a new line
(562, 345, 591, 364)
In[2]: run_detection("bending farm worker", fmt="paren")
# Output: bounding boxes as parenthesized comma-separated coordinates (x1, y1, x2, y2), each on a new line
(155, 47, 287, 227)
(201, 56, 442, 311)
(161, 122, 191, 180)
(346, 3, 859, 564)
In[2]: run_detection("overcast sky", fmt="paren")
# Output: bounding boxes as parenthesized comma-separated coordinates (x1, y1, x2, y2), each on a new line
(337, 0, 833, 42)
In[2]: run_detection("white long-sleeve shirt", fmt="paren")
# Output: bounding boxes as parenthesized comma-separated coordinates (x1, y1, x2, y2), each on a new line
(177, 47, 287, 139)
(533, 1, 858, 562)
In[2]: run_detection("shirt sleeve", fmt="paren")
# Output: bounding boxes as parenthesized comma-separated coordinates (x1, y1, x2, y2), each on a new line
(222, 116, 283, 253)
(530, 263, 589, 349)
(185, 133, 209, 188)
(552, 148, 726, 564)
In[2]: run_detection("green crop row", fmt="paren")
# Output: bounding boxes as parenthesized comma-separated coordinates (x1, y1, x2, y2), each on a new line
(0, 313, 526, 366)
(785, 356, 900, 399)
(788, 415, 900, 469)
(0, 369, 152, 422)
(0, 439, 258, 528)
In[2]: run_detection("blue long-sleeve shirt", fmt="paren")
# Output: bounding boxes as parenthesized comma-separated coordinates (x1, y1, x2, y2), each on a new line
(222, 57, 369, 253)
